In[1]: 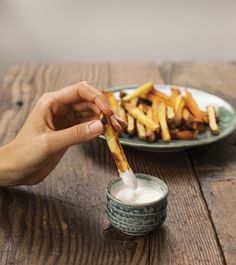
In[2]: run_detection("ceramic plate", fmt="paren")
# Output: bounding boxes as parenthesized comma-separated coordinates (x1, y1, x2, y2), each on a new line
(100, 84, 236, 152)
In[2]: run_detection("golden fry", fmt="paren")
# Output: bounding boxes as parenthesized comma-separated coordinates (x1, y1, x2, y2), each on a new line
(118, 102, 127, 123)
(185, 89, 204, 122)
(101, 114, 130, 172)
(136, 120, 146, 141)
(104, 92, 119, 113)
(207, 105, 220, 135)
(127, 114, 135, 135)
(125, 104, 159, 131)
(182, 108, 194, 125)
(151, 90, 173, 106)
(158, 101, 171, 142)
(146, 106, 156, 142)
(166, 106, 175, 123)
(123, 82, 153, 101)
(151, 100, 160, 132)
(173, 95, 185, 126)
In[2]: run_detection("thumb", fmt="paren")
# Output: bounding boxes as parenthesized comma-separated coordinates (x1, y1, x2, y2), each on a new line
(50, 120, 103, 151)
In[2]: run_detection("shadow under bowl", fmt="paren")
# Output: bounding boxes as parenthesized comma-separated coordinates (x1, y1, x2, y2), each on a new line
(106, 173, 169, 236)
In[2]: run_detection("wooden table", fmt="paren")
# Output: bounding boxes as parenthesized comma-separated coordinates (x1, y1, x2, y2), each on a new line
(0, 62, 235, 265)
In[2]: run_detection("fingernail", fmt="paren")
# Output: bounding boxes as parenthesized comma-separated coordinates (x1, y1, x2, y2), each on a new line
(89, 120, 103, 134)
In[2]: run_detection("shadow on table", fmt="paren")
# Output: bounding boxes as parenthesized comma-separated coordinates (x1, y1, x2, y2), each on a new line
(0, 187, 158, 264)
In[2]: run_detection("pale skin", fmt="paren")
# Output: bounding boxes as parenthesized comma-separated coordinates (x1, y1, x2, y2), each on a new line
(0, 81, 126, 186)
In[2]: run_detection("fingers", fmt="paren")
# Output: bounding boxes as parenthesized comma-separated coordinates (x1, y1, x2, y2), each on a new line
(54, 81, 114, 116)
(49, 119, 104, 151)
(73, 101, 100, 115)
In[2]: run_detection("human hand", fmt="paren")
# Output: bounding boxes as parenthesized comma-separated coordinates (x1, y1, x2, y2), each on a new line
(0, 82, 126, 186)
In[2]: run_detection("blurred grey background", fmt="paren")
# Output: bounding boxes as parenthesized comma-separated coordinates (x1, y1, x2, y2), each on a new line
(0, 0, 236, 77)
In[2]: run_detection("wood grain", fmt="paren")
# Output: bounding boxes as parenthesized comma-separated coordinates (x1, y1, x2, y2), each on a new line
(0, 62, 230, 265)
(165, 61, 236, 265)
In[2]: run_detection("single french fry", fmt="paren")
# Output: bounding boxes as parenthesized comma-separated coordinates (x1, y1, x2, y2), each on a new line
(182, 108, 194, 125)
(104, 92, 119, 113)
(151, 100, 160, 133)
(170, 130, 198, 140)
(171, 88, 181, 96)
(150, 90, 173, 106)
(146, 106, 156, 142)
(158, 101, 171, 142)
(130, 98, 138, 107)
(125, 104, 159, 131)
(123, 82, 153, 101)
(173, 95, 185, 126)
(136, 120, 146, 141)
(118, 102, 127, 123)
(127, 113, 135, 135)
(101, 114, 130, 172)
(166, 106, 175, 123)
(207, 105, 220, 135)
(185, 89, 204, 122)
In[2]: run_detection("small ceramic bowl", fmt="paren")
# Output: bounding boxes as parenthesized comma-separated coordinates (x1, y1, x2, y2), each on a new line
(106, 173, 168, 236)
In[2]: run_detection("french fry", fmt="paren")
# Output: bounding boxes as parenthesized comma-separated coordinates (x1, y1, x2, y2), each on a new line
(151, 90, 173, 106)
(166, 106, 175, 123)
(182, 108, 194, 125)
(158, 101, 171, 142)
(125, 103, 159, 131)
(104, 92, 119, 113)
(118, 102, 127, 123)
(136, 120, 146, 141)
(127, 114, 135, 135)
(101, 114, 130, 172)
(123, 82, 153, 101)
(151, 100, 160, 132)
(185, 89, 204, 122)
(207, 105, 219, 135)
(173, 95, 185, 126)
(146, 106, 156, 142)
(170, 130, 198, 140)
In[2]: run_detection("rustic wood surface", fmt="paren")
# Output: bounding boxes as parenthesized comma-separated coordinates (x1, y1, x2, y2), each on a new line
(0, 62, 235, 265)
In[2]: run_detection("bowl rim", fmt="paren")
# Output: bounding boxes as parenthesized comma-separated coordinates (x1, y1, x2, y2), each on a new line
(106, 173, 169, 207)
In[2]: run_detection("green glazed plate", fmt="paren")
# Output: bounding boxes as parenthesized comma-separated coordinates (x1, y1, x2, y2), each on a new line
(100, 84, 236, 152)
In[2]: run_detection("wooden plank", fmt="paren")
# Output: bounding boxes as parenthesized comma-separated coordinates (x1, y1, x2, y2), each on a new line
(165, 61, 236, 265)
(110, 63, 224, 265)
(0, 62, 226, 265)
(0, 63, 150, 265)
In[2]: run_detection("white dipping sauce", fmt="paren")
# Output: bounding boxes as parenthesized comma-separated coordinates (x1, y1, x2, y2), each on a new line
(111, 178, 164, 204)
(119, 169, 138, 189)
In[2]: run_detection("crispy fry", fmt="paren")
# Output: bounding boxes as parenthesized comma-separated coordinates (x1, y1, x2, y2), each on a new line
(127, 114, 135, 135)
(104, 92, 119, 113)
(123, 82, 153, 101)
(158, 101, 171, 142)
(151, 100, 160, 132)
(101, 114, 130, 172)
(166, 106, 175, 123)
(146, 106, 156, 142)
(207, 105, 220, 135)
(151, 90, 173, 106)
(125, 103, 159, 131)
(182, 108, 194, 125)
(173, 95, 185, 126)
(170, 130, 198, 140)
(185, 89, 204, 122)
(136, 120, 146, 141)
(118, 102, 127, 123)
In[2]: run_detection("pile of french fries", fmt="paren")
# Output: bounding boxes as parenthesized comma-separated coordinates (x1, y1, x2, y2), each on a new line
(104, 82, 220, 143)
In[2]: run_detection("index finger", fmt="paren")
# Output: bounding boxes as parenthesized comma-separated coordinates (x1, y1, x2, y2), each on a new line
(54, 81, 114, 116)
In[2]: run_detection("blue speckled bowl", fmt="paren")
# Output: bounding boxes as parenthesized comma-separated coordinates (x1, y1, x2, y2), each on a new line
(106, 173, 168, 236)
